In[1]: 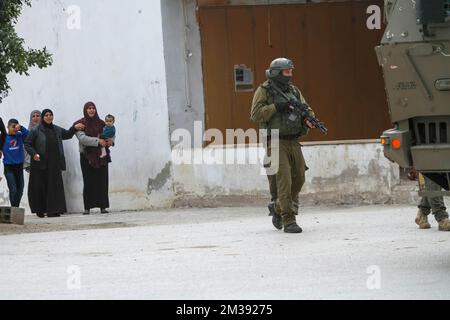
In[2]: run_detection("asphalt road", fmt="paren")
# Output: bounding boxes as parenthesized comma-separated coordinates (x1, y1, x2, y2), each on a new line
(0, 205, 449, 300)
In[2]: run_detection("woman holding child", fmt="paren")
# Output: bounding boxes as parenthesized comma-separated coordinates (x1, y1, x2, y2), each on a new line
(74, 101, 114, 215)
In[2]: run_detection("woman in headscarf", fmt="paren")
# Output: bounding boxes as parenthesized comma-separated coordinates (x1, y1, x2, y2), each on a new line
(23, 110, 41, 172)
(24, 109, 85, 218)
(74, 102, 113, 215)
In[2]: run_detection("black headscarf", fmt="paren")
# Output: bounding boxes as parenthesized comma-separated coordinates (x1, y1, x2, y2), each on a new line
(41, 109, 54, 129)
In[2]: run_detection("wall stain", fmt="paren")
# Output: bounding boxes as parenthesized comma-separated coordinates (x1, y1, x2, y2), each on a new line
(311, 166, 360, 189)
(147, 162, 172, 195)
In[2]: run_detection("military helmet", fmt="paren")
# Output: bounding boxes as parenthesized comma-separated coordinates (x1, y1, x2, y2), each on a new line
(266, 58, 295, 78)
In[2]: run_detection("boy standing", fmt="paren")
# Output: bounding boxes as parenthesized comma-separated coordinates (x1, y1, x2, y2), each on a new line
(3, 119, 29, 207)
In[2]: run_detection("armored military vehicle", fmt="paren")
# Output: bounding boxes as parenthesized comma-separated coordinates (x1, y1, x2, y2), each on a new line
(376, 0, 450, 196)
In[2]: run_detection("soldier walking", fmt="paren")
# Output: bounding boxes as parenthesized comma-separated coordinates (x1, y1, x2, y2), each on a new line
(250, 58, 315, 233)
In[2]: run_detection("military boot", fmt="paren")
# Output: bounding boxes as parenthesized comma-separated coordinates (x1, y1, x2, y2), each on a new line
(284, 222, 302, 233)
(438, 218, 450, 231)
(272, 213, 283, 230)
(415, 210, 431, 229)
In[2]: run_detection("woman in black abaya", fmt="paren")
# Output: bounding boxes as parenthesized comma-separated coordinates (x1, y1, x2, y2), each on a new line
(24, 109, 84, 217)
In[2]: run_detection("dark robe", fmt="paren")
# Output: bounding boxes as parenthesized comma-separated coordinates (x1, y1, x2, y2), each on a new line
(28, 126, 67, 216)
(80, 154, 109, 210)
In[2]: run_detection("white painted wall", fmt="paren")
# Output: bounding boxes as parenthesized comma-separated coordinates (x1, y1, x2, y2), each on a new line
(0, 0, 174, 212)
(0, 0, 404, 213)
(172, 142, 401, 205)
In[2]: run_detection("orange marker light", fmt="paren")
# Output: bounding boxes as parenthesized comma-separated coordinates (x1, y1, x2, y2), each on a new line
(391, 139, 401, 149)
(380, 138, 388, 145)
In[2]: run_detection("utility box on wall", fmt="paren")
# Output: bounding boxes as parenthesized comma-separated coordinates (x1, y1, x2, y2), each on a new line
(234, 64, 254, 92)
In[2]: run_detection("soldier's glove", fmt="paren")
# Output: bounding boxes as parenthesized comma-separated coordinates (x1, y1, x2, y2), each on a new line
(275, 101, 291, 113)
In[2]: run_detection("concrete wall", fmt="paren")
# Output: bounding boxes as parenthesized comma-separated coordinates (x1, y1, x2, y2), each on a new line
(0, 0, 174, 212)
(197, 0, 374, 4)
(0, 0, 407, 213)
(157, 0, 404, 208)
(161, 0, 206, 146)
(172, 142, 402, 207)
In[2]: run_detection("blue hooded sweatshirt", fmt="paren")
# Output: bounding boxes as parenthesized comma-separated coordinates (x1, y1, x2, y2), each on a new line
(3, 127, 29, 165)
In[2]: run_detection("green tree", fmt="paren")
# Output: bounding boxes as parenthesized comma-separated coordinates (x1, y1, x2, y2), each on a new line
(0, 0, 52, 102)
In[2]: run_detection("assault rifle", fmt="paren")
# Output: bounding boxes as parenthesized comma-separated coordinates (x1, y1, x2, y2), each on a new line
(269, 81, 328, 135)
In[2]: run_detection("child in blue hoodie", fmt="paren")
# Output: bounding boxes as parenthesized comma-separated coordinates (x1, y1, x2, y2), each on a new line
(2, 119, 29, 207)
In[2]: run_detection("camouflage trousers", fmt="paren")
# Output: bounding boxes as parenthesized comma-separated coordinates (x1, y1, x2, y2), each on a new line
(418, 176, 449, 222)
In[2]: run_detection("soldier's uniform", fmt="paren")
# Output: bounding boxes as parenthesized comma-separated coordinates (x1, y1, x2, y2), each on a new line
(416, 175, 450, 231)
(250, 58, 313, 233)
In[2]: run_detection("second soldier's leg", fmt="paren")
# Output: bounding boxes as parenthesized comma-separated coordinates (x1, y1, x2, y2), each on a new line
(416, 196, 432, 229)
(430, 196, 450, 231)
(424, 177, 450, 231)
(416, 176, 432, 229)
(429, 196, 447, 222)
(426, 178, 448, 222)
(418, 196, 432, 215)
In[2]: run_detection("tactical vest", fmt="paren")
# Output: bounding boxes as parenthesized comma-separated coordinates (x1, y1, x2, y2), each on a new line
(261, 82, 308, 137)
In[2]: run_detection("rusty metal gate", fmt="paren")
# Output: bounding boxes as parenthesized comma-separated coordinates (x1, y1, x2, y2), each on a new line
(198, 0, 391, 142)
